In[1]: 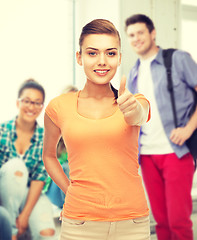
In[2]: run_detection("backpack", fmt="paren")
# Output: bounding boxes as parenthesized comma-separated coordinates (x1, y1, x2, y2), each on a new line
(162, 48, 197, 168)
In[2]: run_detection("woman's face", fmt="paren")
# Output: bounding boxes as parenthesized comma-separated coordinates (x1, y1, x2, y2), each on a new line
(76, 34, 121, 85)
(17, 88, 44, 123)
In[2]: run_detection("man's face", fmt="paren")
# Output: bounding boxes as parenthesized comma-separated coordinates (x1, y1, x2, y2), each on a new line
(126, 22, 156, 58)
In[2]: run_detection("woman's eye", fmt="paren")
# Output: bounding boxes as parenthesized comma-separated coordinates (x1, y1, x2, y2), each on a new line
(24, 100, 30, 104)
(107, 52, 116, 56)
(88, 52, 96, 56)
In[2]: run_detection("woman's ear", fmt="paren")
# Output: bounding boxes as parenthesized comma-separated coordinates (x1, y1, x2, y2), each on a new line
(16, 99, 20, 109)
(76, 51, 82, 66)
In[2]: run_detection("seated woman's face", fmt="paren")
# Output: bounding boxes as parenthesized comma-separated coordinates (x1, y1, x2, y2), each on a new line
(17, 88, 44, 123)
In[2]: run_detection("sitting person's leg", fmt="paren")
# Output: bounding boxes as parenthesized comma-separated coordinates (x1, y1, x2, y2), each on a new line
(0, 206, 12, 240)
(0, 158, 28, 237)
(28, 193, 57, 240)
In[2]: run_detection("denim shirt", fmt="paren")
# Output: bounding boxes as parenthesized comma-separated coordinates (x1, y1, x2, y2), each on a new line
(128, 48, 197, 158)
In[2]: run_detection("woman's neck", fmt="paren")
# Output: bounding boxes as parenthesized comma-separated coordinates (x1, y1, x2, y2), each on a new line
(16, 117, 36, 133)
(15, 117, 36, 155)
(81, 82, 114, 99)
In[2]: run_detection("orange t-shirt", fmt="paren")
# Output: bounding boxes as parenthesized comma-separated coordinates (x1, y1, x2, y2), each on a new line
(45, 91, 149, 221)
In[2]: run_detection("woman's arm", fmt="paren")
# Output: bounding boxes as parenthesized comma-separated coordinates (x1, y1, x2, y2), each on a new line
(16, 180, 44, 235)
(43, 113, 70, 194)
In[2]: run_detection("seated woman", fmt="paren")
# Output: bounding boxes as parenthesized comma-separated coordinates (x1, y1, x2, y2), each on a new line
(0, 79, 57, 240)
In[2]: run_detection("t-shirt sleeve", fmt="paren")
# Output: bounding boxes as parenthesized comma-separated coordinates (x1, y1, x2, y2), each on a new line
(45, 97, 60, 128)
(134, 93, 151, 122)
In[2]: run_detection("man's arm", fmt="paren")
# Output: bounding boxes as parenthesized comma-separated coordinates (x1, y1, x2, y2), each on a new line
(170, 86, 197, 146)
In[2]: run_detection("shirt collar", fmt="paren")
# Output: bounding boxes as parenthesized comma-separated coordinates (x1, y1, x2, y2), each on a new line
(10, 117, 17, 140)
(154, 47, 164, 65)
(133, 47, 163, 70)
(31, 122, 41, 143)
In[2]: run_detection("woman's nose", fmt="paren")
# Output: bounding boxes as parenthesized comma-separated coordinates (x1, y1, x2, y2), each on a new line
(98, 53, 106, 65)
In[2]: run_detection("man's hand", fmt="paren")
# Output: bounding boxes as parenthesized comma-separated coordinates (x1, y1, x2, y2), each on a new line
(170, 126, 193, 146)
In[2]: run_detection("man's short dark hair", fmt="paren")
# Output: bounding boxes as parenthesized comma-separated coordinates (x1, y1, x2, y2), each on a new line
(125, 14, 155, 33)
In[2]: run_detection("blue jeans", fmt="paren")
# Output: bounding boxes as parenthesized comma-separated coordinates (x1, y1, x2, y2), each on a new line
(0, 158, 58, 240)
(46, 162, 69, 208)
(46, 181, 65, 208)
(0, 206, 12, 240)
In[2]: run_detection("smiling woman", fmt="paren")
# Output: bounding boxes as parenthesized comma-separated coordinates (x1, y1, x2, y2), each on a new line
(76, 33, 121, 98)
(16, 84, 44, 126)
(0, 79, 57, 240)
(43, 19, 151, 240)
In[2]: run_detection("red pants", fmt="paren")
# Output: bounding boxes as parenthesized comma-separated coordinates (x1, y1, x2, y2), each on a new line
(140, 153, 194, 240)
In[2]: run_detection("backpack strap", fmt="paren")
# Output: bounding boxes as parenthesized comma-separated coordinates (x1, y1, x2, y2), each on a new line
(162, 48, 178, 127)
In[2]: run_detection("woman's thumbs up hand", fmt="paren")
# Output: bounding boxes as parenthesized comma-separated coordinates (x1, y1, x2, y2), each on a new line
(117, 75, 148, 126)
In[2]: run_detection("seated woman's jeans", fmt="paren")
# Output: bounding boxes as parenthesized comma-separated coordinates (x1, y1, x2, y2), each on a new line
(0, 158, 57, 240)
(0, 206, 12, 240)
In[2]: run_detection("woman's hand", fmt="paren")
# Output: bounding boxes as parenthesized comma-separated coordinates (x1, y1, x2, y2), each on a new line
(16, 212, 29, 236)
(117, 75, 149, 126)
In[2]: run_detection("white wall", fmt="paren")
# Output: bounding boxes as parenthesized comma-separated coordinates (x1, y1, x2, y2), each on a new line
(0, 0, 185, 125)
(0, 0, 121, 125)
(0, 0, 74, 124)
(181, 3, 197, 61)
(120, 0, 181, 78)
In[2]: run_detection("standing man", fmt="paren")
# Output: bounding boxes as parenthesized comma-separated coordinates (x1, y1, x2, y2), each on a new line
(125, 14, 197, 240)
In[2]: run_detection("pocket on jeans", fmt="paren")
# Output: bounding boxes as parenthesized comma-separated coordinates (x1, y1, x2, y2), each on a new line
(62, 217, 86, 226)
(132, 216, 149, 224)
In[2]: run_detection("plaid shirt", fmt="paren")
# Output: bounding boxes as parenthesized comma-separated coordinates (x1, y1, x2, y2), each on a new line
(0, 117, 48, 185)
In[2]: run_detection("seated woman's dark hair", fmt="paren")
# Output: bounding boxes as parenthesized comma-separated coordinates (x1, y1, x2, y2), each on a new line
(18, 79, 45, 102)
